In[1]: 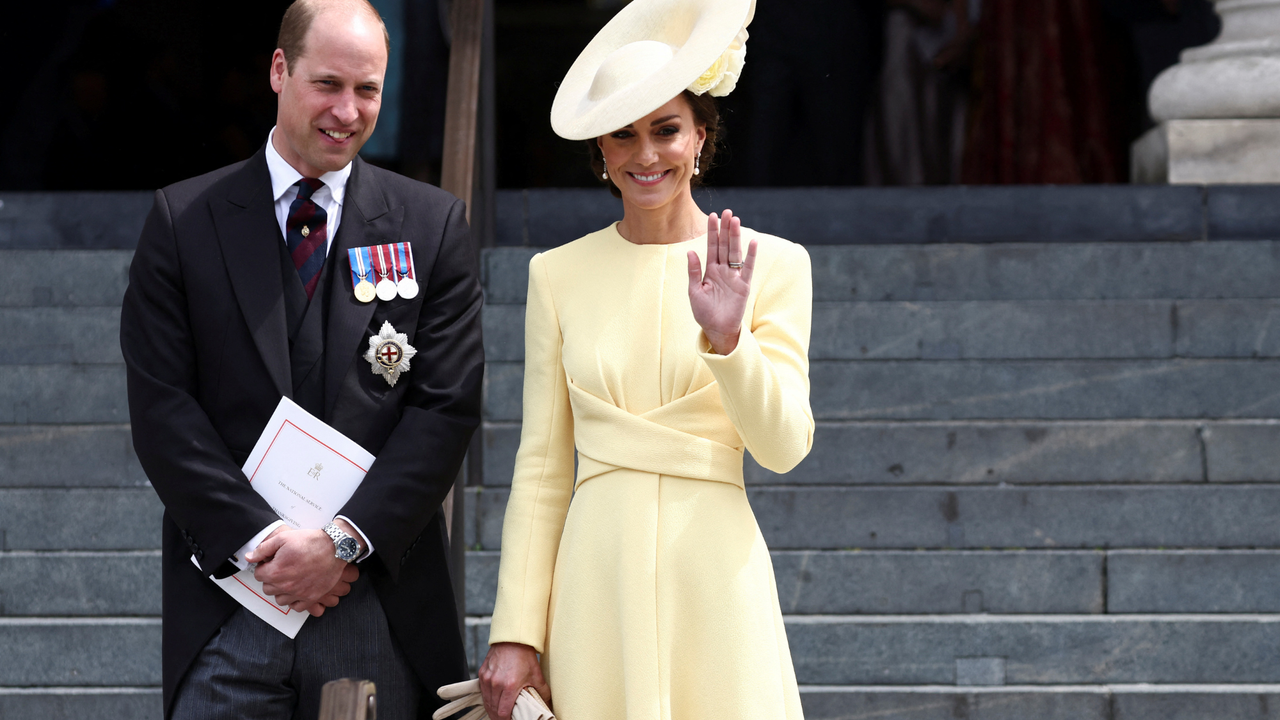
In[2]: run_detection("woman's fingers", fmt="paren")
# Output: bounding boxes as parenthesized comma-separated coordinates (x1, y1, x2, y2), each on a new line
(478, 643, 545, 720)
(687, 250, 702, 289)
(498, 686, 521, 720)
(532, 677, 552, 704)
(727, 211, 742, 268)
(706, 212, 720, 265)
(718, 209, 732, 266)
(741, 239, 758, 285)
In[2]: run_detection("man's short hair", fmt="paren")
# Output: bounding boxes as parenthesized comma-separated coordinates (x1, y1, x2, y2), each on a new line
(277, 0, 391, 74)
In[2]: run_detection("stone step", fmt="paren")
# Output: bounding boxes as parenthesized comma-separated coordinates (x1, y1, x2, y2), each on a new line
(1177, 300, 1280, 358)
(76, 354, 1271, 429)
(0, 688, 161, 720)
(482, 420, 1280, 487)
(786, 615, 1280, 686)
(487, 301, 1180, 362)
(464, 548, 1280, 617)
(462, 615, 1280, 686)
(0, 489, 161, 550)
(464, 549, 1105, 616)
(463, 484, 1280, 552)
(806, 242, 1280, 303)
(16, 358, 1280, 429)
(0, 365, 127, 423)
(797, 685, 1280, 720)
(0, 192, 150, 250)
(12, 187, 1280, 253)
(0, 250, 133, 307)
(0, 307, 123, 364)
(486, 299, 1280, 362)
(481, 241, 1280, 304)
(0, 425, 148, 489)
(495, 185, 1280, 248)
(805, 359, 1280, 421)
(0, 552, 161, 616)
(1108, 550, 1280, 614)
(7, 546, 1271, 621)
(0, 618, 160, 685)
(484, 359, 1280, 423)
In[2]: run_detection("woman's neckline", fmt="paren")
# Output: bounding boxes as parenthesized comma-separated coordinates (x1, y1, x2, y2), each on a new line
(609, 221, 707, 247)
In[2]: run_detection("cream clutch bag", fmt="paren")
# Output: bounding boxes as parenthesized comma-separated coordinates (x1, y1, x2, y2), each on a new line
(432, 679, 555, 720)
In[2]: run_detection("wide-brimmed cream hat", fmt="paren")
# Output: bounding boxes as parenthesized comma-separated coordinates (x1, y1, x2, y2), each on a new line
(551, 0, 756, 141)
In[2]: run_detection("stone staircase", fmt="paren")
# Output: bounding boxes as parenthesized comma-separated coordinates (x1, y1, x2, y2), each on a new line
(5, 186, 1280, 718)
(0, 193, 162, 717)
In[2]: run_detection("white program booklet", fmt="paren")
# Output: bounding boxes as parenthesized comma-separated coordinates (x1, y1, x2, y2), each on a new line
(192, 397, 375, 638)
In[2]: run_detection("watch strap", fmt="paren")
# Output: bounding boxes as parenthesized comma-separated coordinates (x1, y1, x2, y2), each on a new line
(322, 522, 360, 561)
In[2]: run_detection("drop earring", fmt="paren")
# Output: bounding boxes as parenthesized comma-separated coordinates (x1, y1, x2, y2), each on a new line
(602, 158, 609, 180)
(694, 151, 701, 176)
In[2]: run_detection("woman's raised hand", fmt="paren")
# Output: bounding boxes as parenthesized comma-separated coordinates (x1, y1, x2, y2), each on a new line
(688, 209, 757, 355)
(478, 642, 551, 720)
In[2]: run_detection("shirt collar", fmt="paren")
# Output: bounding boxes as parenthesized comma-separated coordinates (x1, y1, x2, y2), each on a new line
(265, 126, 352, 206)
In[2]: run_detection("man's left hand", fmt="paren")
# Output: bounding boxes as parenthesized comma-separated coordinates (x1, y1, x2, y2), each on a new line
(248, 526, 359, 614)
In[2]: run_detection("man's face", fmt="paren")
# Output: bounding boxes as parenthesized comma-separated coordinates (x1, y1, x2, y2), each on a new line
(269, 9, 387, 178)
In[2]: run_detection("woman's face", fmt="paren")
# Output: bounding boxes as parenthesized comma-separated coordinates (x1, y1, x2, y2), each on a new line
(597, 95, 706, 210)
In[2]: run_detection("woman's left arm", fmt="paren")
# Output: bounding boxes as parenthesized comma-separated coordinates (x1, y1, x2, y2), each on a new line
(689, 212, 814, 473)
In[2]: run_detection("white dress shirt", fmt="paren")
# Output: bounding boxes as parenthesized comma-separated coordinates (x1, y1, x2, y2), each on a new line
(264, 126, 351, 248)
(225, 128, 373, 573)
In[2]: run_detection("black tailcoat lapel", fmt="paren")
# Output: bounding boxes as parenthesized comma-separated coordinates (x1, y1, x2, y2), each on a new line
(209, 150, 291, 400)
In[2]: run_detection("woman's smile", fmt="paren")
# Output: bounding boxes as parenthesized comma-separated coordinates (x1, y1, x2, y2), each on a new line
(627, 169, 671, 186)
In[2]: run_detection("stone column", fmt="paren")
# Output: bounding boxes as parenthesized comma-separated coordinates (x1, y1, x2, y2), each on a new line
(1133, 0, 1280, 183)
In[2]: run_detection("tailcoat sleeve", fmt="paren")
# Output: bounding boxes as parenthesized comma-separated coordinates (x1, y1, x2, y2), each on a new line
(121, 189, 279, 575)
(698, 237, 815, 473)
(488, 252, 576, 653)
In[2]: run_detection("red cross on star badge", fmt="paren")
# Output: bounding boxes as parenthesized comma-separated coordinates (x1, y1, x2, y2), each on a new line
(364, 321, 417, 387)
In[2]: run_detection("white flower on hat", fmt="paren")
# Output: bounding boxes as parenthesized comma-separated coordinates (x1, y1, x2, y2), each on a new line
(688, 27, 748, 97)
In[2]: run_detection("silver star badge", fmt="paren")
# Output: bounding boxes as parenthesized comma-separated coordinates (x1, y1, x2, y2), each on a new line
(364, 321, 417, 387)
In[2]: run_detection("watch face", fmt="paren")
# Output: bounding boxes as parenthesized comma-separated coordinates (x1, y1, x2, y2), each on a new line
(337, 536, 359, 561)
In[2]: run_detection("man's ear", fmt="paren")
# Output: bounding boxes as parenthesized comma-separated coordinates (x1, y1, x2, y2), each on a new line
(269, 49, 289, 93)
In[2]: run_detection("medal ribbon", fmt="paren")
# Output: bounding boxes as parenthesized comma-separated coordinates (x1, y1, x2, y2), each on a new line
(395, 242, 415, 281)
(347, 246, 373, 289)
(350, 244, 417, 296)
(370, 244, 391, 282)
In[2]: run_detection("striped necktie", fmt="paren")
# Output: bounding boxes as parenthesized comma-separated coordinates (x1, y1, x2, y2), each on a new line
(286, 178, 328, 300)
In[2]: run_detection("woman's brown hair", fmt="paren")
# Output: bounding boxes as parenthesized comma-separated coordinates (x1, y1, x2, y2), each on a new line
(586, 90, 721, 199)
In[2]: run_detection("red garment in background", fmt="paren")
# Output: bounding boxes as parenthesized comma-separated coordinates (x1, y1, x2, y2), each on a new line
(962, 0, 1132, 184)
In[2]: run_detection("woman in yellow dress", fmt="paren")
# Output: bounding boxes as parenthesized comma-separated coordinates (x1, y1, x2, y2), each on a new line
(478, 1, 813, 718)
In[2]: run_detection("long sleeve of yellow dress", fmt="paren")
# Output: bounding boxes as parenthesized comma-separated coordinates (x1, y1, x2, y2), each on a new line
(489, 252, 574, 652)
(697, 239, 814, 473)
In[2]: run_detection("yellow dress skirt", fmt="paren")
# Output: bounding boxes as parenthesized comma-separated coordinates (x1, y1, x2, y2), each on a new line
(488, 223, 814, 720)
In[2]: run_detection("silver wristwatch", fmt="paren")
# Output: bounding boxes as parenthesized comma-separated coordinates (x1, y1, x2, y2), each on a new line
(323, 522, 361, 562)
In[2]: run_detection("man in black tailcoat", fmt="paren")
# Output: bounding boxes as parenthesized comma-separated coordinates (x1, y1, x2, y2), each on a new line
(119, 1, 482, 717)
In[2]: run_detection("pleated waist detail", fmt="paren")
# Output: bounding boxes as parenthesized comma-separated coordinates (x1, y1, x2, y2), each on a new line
(568, 380, 744, 491)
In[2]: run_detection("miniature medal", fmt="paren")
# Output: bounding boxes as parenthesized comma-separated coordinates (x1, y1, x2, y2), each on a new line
(364, 321, 417, 387)
(394, 242, 419, 300)
(374, 245, 398, 301)
(347, 246, 376, 303)
(397, 276, 419, 300)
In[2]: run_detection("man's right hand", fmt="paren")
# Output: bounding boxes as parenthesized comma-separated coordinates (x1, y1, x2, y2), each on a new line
(478, 642, 550, 720)
(248, 526, 360, 616)
(306, 563, 360, 616)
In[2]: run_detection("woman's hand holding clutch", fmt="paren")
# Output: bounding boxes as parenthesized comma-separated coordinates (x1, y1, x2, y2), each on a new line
(478, 642, 551, 720)
(688, 209, 757, 355)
